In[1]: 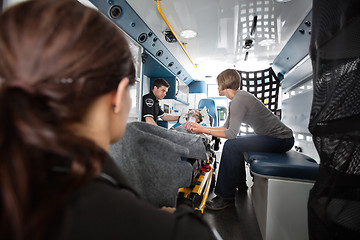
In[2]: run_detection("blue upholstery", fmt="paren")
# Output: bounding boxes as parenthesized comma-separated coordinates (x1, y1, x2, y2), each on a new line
(245, 151, 319, 181)
(198, 99, 217, 127)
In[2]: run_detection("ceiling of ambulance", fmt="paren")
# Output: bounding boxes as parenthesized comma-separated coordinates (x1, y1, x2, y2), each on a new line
(6, 0, 313, 82)
(106, 0, 311, 82)
(124, 0, 312, 80)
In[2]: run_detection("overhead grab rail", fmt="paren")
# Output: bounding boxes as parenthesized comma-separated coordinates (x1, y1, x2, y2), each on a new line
(156, 0, 197, 68)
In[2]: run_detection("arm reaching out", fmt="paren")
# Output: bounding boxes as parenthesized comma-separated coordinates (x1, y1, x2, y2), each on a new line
(184, 122, 228, 138)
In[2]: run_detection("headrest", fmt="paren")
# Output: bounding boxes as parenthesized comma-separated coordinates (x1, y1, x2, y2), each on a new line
(198, 98, 217, 127)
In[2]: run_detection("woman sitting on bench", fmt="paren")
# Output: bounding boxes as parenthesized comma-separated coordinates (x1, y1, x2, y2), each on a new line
(185, 69, 294, 210)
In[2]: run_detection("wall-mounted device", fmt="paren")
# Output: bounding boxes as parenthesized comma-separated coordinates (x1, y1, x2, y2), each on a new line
(163, 104, 170, 114)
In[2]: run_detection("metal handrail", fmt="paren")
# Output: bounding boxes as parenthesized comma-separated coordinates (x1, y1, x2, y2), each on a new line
(156, 0, 197, 68)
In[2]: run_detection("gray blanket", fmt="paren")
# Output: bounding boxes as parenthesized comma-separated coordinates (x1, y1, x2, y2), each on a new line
(109, 122, 208, 207)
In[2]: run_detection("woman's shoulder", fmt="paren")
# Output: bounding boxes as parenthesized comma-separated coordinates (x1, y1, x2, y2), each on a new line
(63, 181, 215, 240)
(236, 89, 254, 97)
(61, 180, 172, 239)
(59, 157, 217, 240)
(233, 90, 256, 103)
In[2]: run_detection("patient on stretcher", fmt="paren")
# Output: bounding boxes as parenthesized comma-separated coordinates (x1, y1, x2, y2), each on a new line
(171, 109, 208, 128)
(109, 121, 209, 207)
(171, 108, 212, 164)
(171, 108, 211, 143)
(109, 109, 214, 208)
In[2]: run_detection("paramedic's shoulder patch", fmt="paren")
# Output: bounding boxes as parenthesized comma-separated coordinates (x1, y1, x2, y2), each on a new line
(145, 98, 154, 107)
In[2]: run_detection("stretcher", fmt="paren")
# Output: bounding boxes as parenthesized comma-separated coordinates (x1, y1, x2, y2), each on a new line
(177, 138, 218, 214)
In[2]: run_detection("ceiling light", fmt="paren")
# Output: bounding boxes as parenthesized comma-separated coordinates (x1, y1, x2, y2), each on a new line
(258, 39, 275, 47)
(275, 0, 292, 2)
(180, 30, 197, 39)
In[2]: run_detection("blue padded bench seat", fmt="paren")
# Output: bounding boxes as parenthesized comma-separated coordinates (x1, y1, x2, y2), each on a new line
(245, 150, 319, 181)
(247, 150, 318, 240)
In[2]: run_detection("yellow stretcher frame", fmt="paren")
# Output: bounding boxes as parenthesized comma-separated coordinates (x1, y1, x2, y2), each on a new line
(178, 151, 216, 214)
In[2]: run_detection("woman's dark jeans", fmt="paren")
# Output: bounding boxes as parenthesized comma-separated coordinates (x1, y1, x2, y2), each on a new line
(215, 134, 294, 199)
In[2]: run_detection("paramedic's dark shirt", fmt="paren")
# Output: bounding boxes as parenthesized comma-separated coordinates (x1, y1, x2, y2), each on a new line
(142, 91, 164, 122)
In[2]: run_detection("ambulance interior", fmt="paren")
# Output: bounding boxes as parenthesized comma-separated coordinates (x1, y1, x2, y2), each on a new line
(2, 0, 359, 239)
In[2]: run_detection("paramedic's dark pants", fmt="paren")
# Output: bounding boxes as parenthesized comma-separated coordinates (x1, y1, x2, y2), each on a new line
(215, 134, 294, 199)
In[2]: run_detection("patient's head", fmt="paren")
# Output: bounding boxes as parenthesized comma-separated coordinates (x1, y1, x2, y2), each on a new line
(186, 109, 203, 123)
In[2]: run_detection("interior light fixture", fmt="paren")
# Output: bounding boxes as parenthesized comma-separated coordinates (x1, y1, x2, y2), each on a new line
(275, 0, 292, 2)
(180, 29, 197, 39)
(258, 39, 275, 47)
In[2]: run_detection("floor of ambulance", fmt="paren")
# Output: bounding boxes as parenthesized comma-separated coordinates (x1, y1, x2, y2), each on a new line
(203, 155, 262, 240)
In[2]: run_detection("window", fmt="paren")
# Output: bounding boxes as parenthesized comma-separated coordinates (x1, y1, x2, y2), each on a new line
(207, 84, 220, 98)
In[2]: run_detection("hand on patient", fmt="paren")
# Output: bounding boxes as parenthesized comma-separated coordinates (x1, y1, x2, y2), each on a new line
(184, 122, 206, 134)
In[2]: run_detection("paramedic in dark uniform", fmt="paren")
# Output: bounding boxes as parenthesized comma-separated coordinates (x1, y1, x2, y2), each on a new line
(142, 78, 180, 125)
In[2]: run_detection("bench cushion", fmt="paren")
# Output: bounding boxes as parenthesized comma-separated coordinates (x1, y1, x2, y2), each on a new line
(245, 151, 319, 181)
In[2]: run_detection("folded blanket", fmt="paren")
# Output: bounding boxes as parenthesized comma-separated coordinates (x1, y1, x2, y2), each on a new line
(109, 122, 208, 207)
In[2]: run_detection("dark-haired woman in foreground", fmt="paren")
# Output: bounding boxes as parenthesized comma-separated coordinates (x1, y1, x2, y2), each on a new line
(0, 1, 217, 239)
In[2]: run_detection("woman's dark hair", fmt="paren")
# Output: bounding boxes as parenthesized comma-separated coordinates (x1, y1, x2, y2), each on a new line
(0, 0, 135, 239)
